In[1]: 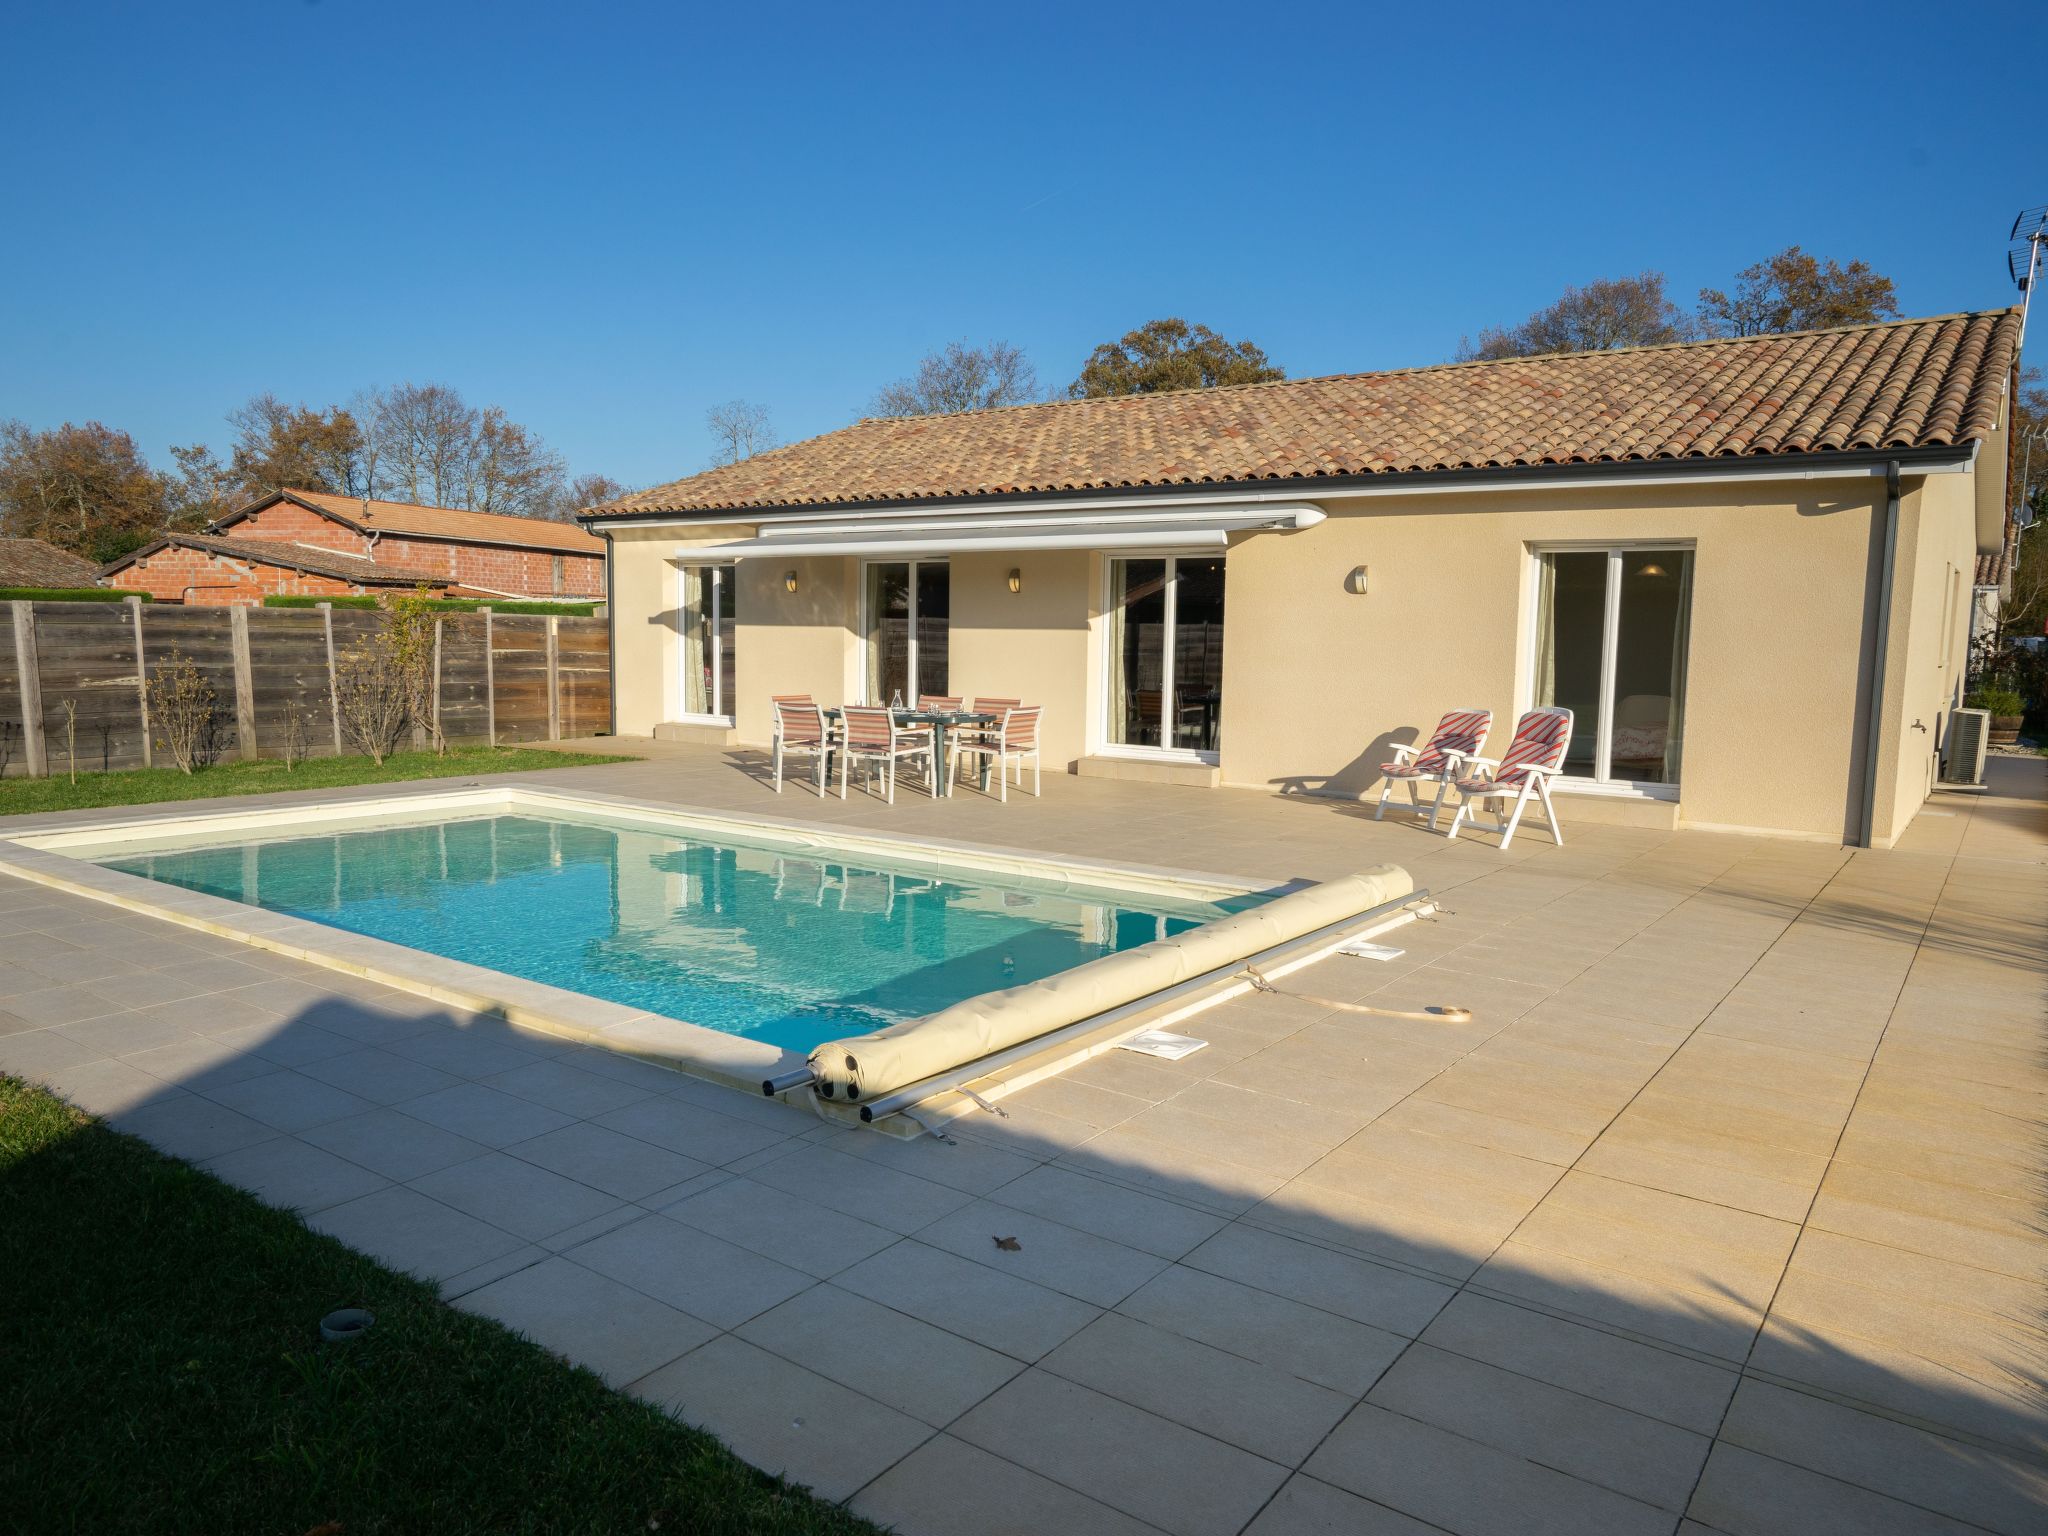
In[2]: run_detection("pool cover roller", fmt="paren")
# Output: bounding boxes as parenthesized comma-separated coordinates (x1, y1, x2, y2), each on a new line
(807, 864, 1415, 1103)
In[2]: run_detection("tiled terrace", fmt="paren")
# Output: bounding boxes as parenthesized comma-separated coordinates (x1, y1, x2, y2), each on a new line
(2, 743, 2044, 1535)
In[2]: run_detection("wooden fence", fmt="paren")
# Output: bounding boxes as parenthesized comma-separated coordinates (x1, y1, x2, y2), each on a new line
(0, 599, 610, 777)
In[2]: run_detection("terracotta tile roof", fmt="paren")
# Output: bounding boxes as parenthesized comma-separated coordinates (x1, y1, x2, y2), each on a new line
(1976, 549, 2008, 586)
(101, 534, 454, 589)
(0, 538, 101, 587)
(596, 309, 2024, 517)
(224, 490, 605, 555)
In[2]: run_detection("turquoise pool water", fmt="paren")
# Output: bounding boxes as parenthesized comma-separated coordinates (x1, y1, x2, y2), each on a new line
(98, 814, 1257, 1052)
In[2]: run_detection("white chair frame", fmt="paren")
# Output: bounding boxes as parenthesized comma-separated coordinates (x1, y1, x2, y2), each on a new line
(1444, 709, 1572, 850)
(837, 707, 939, 804)
(949, 706, 1041, 802)
(770, 700, 830, 796)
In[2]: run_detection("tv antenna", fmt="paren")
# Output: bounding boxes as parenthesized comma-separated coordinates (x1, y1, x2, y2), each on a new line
(2011, 204, 2048, 345)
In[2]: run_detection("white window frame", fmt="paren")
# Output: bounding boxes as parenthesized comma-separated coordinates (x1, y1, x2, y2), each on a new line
(675, 562, 737, 724)
(1098, 551, 1222, 766)
(1523, 540, 1694, 801)
(858, 558, 948, 704)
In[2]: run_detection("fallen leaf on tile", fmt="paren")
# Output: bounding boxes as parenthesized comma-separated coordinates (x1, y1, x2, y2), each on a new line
(993, 1235, 1021, 1251)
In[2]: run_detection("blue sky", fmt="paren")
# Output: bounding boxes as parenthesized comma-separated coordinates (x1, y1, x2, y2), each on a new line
(3, 0, 2042, 493)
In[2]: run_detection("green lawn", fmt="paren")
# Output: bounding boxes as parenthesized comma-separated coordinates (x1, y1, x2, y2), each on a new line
(0, 1074, 880, 1535)
(0, 744, 634, 816)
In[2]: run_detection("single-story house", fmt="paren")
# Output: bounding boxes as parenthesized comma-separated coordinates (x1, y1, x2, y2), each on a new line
(98, 533, 470, 606)
(583, 308, 2022, 848)
(210, 488, 606, 600)
(0, 537, 101, 588)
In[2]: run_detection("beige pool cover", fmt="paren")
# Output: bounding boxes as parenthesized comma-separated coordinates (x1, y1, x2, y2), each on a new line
(808, 866, 1415, 1104)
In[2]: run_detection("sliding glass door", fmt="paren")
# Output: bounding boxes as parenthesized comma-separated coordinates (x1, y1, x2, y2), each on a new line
(1532, 546, 1692, 789)
(678, 564, 739, 721)
(1107, 555, 1225, 758)
(863, 561, 948, 704)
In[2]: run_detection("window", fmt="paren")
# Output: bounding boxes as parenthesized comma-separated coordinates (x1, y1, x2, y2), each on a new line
(1531, 547, 1692, 790)
(678, 564, 738, 720)
(863, 561, 948, 703)
(1106, 555, 1226, 758)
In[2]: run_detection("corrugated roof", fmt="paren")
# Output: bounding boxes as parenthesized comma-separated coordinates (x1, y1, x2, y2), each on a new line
(595, 309, 2023, 517)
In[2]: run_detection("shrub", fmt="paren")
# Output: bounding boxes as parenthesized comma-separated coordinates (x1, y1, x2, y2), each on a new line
(146, 655, 223, 774)
(332, 628, 414, 767)
(0, 587, 151, 603)
(1965, 686, 2027, 717)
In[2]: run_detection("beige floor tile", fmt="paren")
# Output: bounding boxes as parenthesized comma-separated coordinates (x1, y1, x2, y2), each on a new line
(852, 1434, 1160, 1536)
(1375, 1095, 1591, 1165)
(1419, 1291, 1737, 1435)
(503, 1120, 711, 1202)
(833, 1239, 1099, 1361)
(1367, 1343, 1712, 1511)
(952, 1369, 1289, 1536)
(307, 1185, 528, 1285)
(1253, 1178, 1505, 1281)
(815, 1122, 1039, 1195)
(1117, 1264, 1408, 1397)
(410, 1151, 627, 1242)
(1542, 1171, 1803, 1262)
(1056, 1125, 1290, 1214)
(739, 1140, 977, 1232)
(1806, 1186, 2047, 1282)
(916, 1198, 1169, 1307)
(1241, 1474, 1448, 1535)
(299, 1104, 490, 1181)
(591, 1094, 791, 1165)
(736, 1283, 1022, 1426)
(633, 1335, 932, 1504)
(1305, 1401, 1675, 1536)
(1686, 1442, 1982, 1536)
(1478, 1242, 1763, 1362)
(664, 1175, 899, 1277)
(562, 1212, 813, 1328)
(1717, 1379, 2048, 1536)
(203, 1134, 386, 1212)
(1575, 1143, 1816, 1222)
(1182, 1223, 1453, 1337)
(458, 1255, 715, 1387)
(989, 1164, 1227, 1259)
(1042, 1312, 1353, 1465)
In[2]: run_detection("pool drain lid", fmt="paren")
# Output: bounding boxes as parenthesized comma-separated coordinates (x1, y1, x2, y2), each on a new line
(320, 1308, 375, 1343)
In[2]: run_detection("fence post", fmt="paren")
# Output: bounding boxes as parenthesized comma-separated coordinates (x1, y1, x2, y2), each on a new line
(229, 605, 258, 760)
(482, 608, 496, 746)
(11, 601, 46, 778)
(431, 617, 444, 746)
(320, 602, 342, 754)
(545, 614, 561, 741)
(127, 596, 151, 768)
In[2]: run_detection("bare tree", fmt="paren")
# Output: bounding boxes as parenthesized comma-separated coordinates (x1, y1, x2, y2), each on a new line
(280, 697, 311, 771)
(538, 472, 629, 522)
(147, 656, 219, 775)
(227, 394, 369, 498)
(364, 383, 568, 515)
(1699, 246, 1901, 337)
(873, 341, 1039, 416)
(705, 401, 775, 467)
(1457, 273, 1692, 360)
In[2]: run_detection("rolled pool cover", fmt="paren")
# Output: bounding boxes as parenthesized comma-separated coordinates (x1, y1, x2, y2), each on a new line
(807, 865, 1414, 1103)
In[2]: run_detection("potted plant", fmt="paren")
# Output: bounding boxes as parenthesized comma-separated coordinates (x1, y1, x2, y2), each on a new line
(1965, 686, 2027, 746)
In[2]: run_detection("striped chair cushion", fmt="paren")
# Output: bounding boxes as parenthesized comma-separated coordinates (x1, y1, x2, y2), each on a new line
(840, 706, 895, 749)
(1458, 708, 1570, 791)
(1381, 708, 1490, 777)
(773, 701, 825, 744)
(919, 695, 964, 712)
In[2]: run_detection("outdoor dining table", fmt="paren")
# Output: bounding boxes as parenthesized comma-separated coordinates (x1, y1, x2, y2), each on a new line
(820, 708, 998, 797)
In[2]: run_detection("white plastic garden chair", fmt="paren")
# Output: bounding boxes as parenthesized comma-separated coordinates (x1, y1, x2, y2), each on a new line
(770, 696, 829, 795)
(949, 705, 1041, 801)
(1444, 707, 1573, 849)
(837, 705, 939, 803)
(1375, 708, 1492, 830)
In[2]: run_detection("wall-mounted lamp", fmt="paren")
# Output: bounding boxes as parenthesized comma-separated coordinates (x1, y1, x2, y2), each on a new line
(784, 570, 799, 594)
(1343, 565, 1370, 596)
(1638, 562, 1668, 579)
(1007, 568, 1022, 594)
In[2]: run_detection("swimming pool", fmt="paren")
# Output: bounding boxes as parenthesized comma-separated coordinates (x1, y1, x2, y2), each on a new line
(91, 811, 1261, 1052)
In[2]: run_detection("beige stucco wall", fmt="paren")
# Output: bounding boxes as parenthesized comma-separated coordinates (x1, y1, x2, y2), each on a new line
(597, 457, 1987, 842)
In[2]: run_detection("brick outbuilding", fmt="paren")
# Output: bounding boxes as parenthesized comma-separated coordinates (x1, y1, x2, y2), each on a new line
(98, 534, 465, 607)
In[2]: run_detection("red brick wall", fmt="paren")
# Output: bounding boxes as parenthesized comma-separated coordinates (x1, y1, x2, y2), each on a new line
(118, 546, 397, 606)
(230, 503, 372, 556)
(221, 503, 603, 598)
(373, 535, 605, 597)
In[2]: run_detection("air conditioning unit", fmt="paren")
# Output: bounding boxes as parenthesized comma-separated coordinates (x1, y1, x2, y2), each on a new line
(1941, 708, 1989, 786)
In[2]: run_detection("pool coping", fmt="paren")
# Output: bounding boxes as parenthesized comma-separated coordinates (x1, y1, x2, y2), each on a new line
(0, 784, 1294, 1103)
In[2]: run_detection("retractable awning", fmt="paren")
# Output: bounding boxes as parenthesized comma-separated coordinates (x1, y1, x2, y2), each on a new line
(666, 504, 1324, 561)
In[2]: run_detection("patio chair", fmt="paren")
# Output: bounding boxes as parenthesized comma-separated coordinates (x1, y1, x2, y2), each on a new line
(1375, 708, 1493, 831)
(1445, 707, 1573, 849)
(770, 697, 830, 795)
(837, 705, 940, 804)
(917, 694, 964, 712)
(950, 705, 1042, 802)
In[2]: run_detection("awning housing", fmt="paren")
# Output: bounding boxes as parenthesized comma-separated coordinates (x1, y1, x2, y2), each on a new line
(668, 505, 1325, 561)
